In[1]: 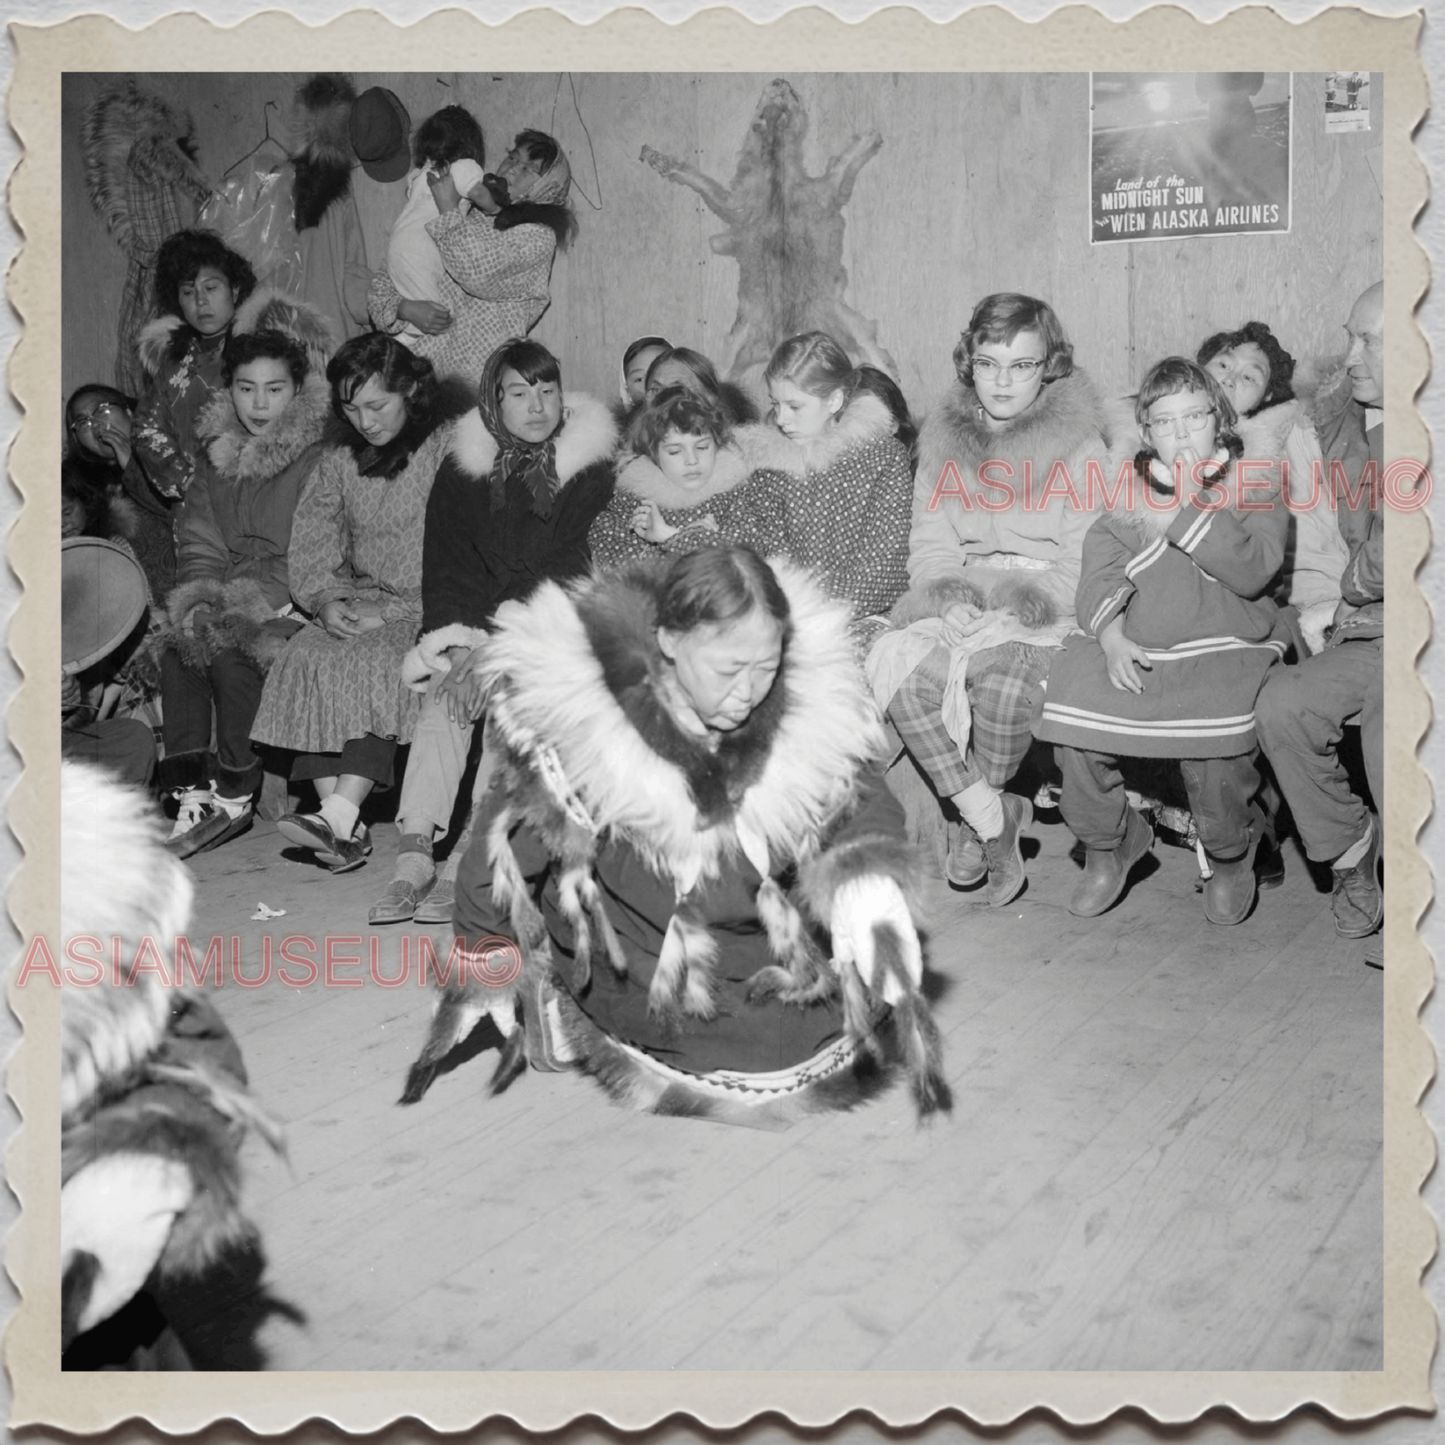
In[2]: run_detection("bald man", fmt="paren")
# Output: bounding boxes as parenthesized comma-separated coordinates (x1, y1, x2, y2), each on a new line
(1256, 281, 1384, 941)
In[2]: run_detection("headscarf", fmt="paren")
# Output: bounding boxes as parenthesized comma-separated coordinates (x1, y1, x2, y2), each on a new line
(507, 143, 571, 208)
(477, 345, 564, 519)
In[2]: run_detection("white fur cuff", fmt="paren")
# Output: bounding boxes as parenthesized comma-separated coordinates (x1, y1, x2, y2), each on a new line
(401, 624, 490, 692)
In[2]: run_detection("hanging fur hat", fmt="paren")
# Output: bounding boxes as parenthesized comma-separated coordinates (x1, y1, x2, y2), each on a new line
(290, 73, 357, 231)
(80, 79, 213, 253)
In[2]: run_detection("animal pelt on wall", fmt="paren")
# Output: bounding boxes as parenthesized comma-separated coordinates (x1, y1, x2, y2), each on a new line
(80, 80, 212, 254)
(642, 78, 897, 380)
(290, 74, 357, 231)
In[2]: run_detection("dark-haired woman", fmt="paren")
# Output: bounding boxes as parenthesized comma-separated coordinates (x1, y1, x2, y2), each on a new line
(156, 301, 334, 857)
(1197, 320, 1338, 651)
(134, 230, 259, 501)
(65, 385, 177, 598)
(400, 545, 948, 1125)
(369, 129, 575, 386)
(253, 334, 468, 872)
(1035, 357, 1291, 926)
(879, 294, 1115, 906)
(373, 338, 615, 923)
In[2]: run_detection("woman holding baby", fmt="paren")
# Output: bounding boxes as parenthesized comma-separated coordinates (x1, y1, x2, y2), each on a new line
(368, 107, 576, 386)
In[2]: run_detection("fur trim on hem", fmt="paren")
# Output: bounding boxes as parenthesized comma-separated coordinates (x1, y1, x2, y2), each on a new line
(796, 832, 925, 928)
(447, 394, 618, 484)
(551, 980, 893, 1129)
(402, 623, 491, 691)
(157, 576, 294, 673)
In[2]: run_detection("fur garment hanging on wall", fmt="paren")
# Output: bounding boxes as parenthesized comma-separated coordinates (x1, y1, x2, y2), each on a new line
(642, 78, 897, 381)
(290, 73, 357, 232)
(80, 79, 215, 394)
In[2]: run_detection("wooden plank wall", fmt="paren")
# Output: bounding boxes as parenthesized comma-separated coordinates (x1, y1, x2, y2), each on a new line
(61, 72, 1382, 412)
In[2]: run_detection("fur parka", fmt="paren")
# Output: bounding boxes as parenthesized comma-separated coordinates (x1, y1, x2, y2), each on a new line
(901, 369, 1120, 632)
(400, 559, 948, 1123)
(60, 762, 283, 1355)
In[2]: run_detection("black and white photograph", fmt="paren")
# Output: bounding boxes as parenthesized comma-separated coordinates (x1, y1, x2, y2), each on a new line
(19, 27, 1419, 1425)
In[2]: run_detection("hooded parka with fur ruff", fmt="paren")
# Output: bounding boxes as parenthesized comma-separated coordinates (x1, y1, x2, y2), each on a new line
(419, 559, 945, 1123)
(1036, 423, 1292, 760)
(588, 430, 787, 570)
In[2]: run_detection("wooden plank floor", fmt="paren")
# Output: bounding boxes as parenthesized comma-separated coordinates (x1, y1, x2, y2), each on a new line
(179, 804, 1382, 1372)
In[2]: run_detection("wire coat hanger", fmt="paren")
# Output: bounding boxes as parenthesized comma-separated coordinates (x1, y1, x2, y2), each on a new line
(222, 100, 285, 180)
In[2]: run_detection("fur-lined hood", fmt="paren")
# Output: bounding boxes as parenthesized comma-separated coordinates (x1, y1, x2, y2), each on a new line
(137, 313, 224, 377)
(735, 392, 895, 479)
(197, 373, 331, 483)
(447, 393, 617, 485)
(1112, 407, 1289, 546)
(482, 558, 885, 894)
(917, 368, 1112, 492)
(613, 440, 749, 511)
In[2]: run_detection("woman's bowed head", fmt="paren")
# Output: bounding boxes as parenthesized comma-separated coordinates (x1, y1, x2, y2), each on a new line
(154, 229, 258, 342)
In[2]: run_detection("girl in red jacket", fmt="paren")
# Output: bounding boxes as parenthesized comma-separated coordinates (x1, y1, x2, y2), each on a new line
(1036, 357, 1291, 926)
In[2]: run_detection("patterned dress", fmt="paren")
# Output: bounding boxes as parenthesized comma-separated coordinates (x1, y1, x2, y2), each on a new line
(133, 325, 230, 501)
(368, 214, 556, 385)
(250, 423, 452, 755)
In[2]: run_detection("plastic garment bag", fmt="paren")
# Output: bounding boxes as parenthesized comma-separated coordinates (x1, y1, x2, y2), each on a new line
(198, 164, 302, 296)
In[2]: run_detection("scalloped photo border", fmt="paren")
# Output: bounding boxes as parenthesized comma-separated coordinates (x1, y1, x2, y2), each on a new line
(5, 3, 1433, 1433)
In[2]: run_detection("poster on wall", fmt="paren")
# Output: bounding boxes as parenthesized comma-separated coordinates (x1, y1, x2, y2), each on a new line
(1090, 72, 1293, 243)
(1326, 70, 1371, 132)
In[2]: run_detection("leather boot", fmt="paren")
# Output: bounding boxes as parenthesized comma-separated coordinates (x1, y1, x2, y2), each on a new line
(1069, 807, 1154, 917)
(1203, 829, 1261, 926)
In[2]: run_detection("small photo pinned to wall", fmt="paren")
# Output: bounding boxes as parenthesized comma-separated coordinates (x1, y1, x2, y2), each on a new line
(1090, 72, 1292, 244)
(1326, 71, 1371, 132)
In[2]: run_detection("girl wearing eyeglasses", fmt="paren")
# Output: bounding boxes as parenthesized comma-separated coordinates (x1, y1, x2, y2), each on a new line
(1035, 356, 1292, 927)
(879, 293, 1115, 907)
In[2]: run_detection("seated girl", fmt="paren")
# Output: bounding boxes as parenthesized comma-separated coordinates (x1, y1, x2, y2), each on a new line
(616, 334, 671, 419)
(747, 331, 913, 629)
(641, 344, 760, 426)
(156, 301, 334, 858)
(878, 293, 1113, 906)
(371, 338, 616, 924)
(1197, 320, 1340, 651)
(134, 230, 259, 500)
(65, 384, 177, 598)
(251, 334, 467, 872)
(588, 385, 785, 569)
(1035, 357, 1291, 927)
(400, 545, 948, 1125)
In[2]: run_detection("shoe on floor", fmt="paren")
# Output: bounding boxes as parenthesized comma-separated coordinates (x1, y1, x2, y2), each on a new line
(369, 873, 436, 925)
(277, 812, 373, 873)
(171, 802, 253, 860)
(412, 872, 457, 926)
(1332, 820, 1382, 939)
(1203, 830, 1261, 927)
(1069, 807, 1154, 917)
(981, 794, 1033, 908)
(1255, 833, 1286, 891)
(945, 820, 986, 889)
(165, 787, 215, 854)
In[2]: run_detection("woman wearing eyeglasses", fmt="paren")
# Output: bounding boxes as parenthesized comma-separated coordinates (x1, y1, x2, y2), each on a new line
(64, 385, 177, 599)
(1035, 357, 1292, 926)
(877, 293, 1116, 906)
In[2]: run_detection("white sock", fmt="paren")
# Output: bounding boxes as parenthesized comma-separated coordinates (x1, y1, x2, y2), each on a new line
(319, 793, 361, 841)
(955, 780, 1005, 841)
(213, 791, 250, 818)
(1335, 819, 1374, 871)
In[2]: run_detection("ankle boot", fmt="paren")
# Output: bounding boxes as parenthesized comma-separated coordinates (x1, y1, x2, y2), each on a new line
(1203, 831, 1261, 926)
(1068, 808, 1154, 917)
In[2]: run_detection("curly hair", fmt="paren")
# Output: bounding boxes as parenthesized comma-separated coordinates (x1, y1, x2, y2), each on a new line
(627, 385, 731, 460)
(953, 293, 1074, 387)
(1196, 319, 1296, 416)
(153, 229, 256, 319)
(223, 329, 309, 389)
